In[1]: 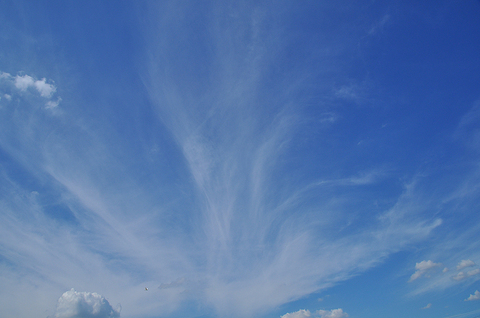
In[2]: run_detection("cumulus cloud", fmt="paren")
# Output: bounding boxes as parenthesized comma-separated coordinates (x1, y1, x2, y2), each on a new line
(456, 259, 475, 270)
(53, 289, 120, 318)
(452, 269, 480, 281)
(421, 303, 432, 309)
(317, 309, 349, 318)
(409, 260, 441, 282)
(281, 309, 312, 318)
(14, 74, 56, 97)
(281, 309, 348, 318)
(465, 290, 480, 301)
(0, 71, 60, 108)
(443, 267, 448, 273)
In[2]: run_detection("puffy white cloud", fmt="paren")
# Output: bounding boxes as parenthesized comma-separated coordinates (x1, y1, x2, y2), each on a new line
(281, 309, 348, 318)
(421, 303, 432, 309)
(317, 309, 349, 318)
(452, 268, 480, 281)
(456, 259, 475, 270)
(14, 74, 35, 91)
(443, 267, 448, 273)
(34, 77, 56, 97)
(409, 260, 441, 282)
(1, 71, 60, 108)
(281, 309, 312, 318)
(54, 289, 120, 318)
(465, 290, 480, 301)
(14, 74, 56, 98)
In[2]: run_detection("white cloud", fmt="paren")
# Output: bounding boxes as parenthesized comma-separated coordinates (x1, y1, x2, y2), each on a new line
(465, 290, 480, 301)
(421, 303, 432, 309)
(443, 267, 448, 273)
(54, 289, 120, 318)
(317, 309, 349, 318)
(14, 74, 35, 91)
(34, 77, 56, 97)
(13, 74, 57, 98)
(281, 309, 312, 318)
(409, 260, 441, 282)
(457, 259, 475, 270)
(281, 309, 348, 318)
(46, 97, 62, 109)
(1, 71, 60, 109)
(451, 269, 480, 281)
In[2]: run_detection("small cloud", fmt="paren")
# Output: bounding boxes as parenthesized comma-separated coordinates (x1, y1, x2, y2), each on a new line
(452, 272, 466, 281)
(318, 298, 323, 302)
(281, 309, 348, 318)
(452, 269, 480, 281)
(457, 259, 475, 270)
(281, 309, 312, 318)
(421, 303, 432, 309)
(14, 74, 57, 98)
(14, 74, 35, 91)
(34, 77, 56, 97)
(465, 290, 480, 301)
(46, 97, 62, 109)
(54, 288, 120, 318)
(335, 85, 359, 100)
(409, 260, 441, 282)
(3, 94, 11, 101)
(443, 267, 448, 273)
(316, 309, 349, 318)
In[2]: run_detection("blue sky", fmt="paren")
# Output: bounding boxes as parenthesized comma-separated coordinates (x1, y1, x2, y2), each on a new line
(1, 1, 480, 318)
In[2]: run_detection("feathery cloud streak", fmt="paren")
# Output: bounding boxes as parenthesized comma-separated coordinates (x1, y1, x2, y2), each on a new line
(1, 2, 480, 318)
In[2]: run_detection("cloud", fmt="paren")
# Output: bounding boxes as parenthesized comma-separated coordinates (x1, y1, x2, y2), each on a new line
(14, 74, 56, 97)
(317, 309, 349, 318)
(281, 309, 312, 318)
(281, 309, 348, 318)
(53, 289, 120, 318)
(443, 267, 448, 273)
(409, 260, 441, 282)
(14, 74, 35, 91)
(456, 259, 475, 270)
(46, 97, 62, 109)
(465, 290, 480, 301)
(1, 71, 60, 108)
(452, 269, 480, 281)
(421, 303, 432, 309)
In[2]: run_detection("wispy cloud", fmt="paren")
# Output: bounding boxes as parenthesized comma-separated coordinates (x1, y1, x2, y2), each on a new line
(457, 259, 475, 271)
(421, 303, 432, 309)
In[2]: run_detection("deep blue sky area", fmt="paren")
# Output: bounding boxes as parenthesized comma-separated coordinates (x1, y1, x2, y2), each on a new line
(1, 1, 480, 318)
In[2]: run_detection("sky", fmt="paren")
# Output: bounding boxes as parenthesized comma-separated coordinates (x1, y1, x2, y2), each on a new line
(0, 1, 480, 318)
